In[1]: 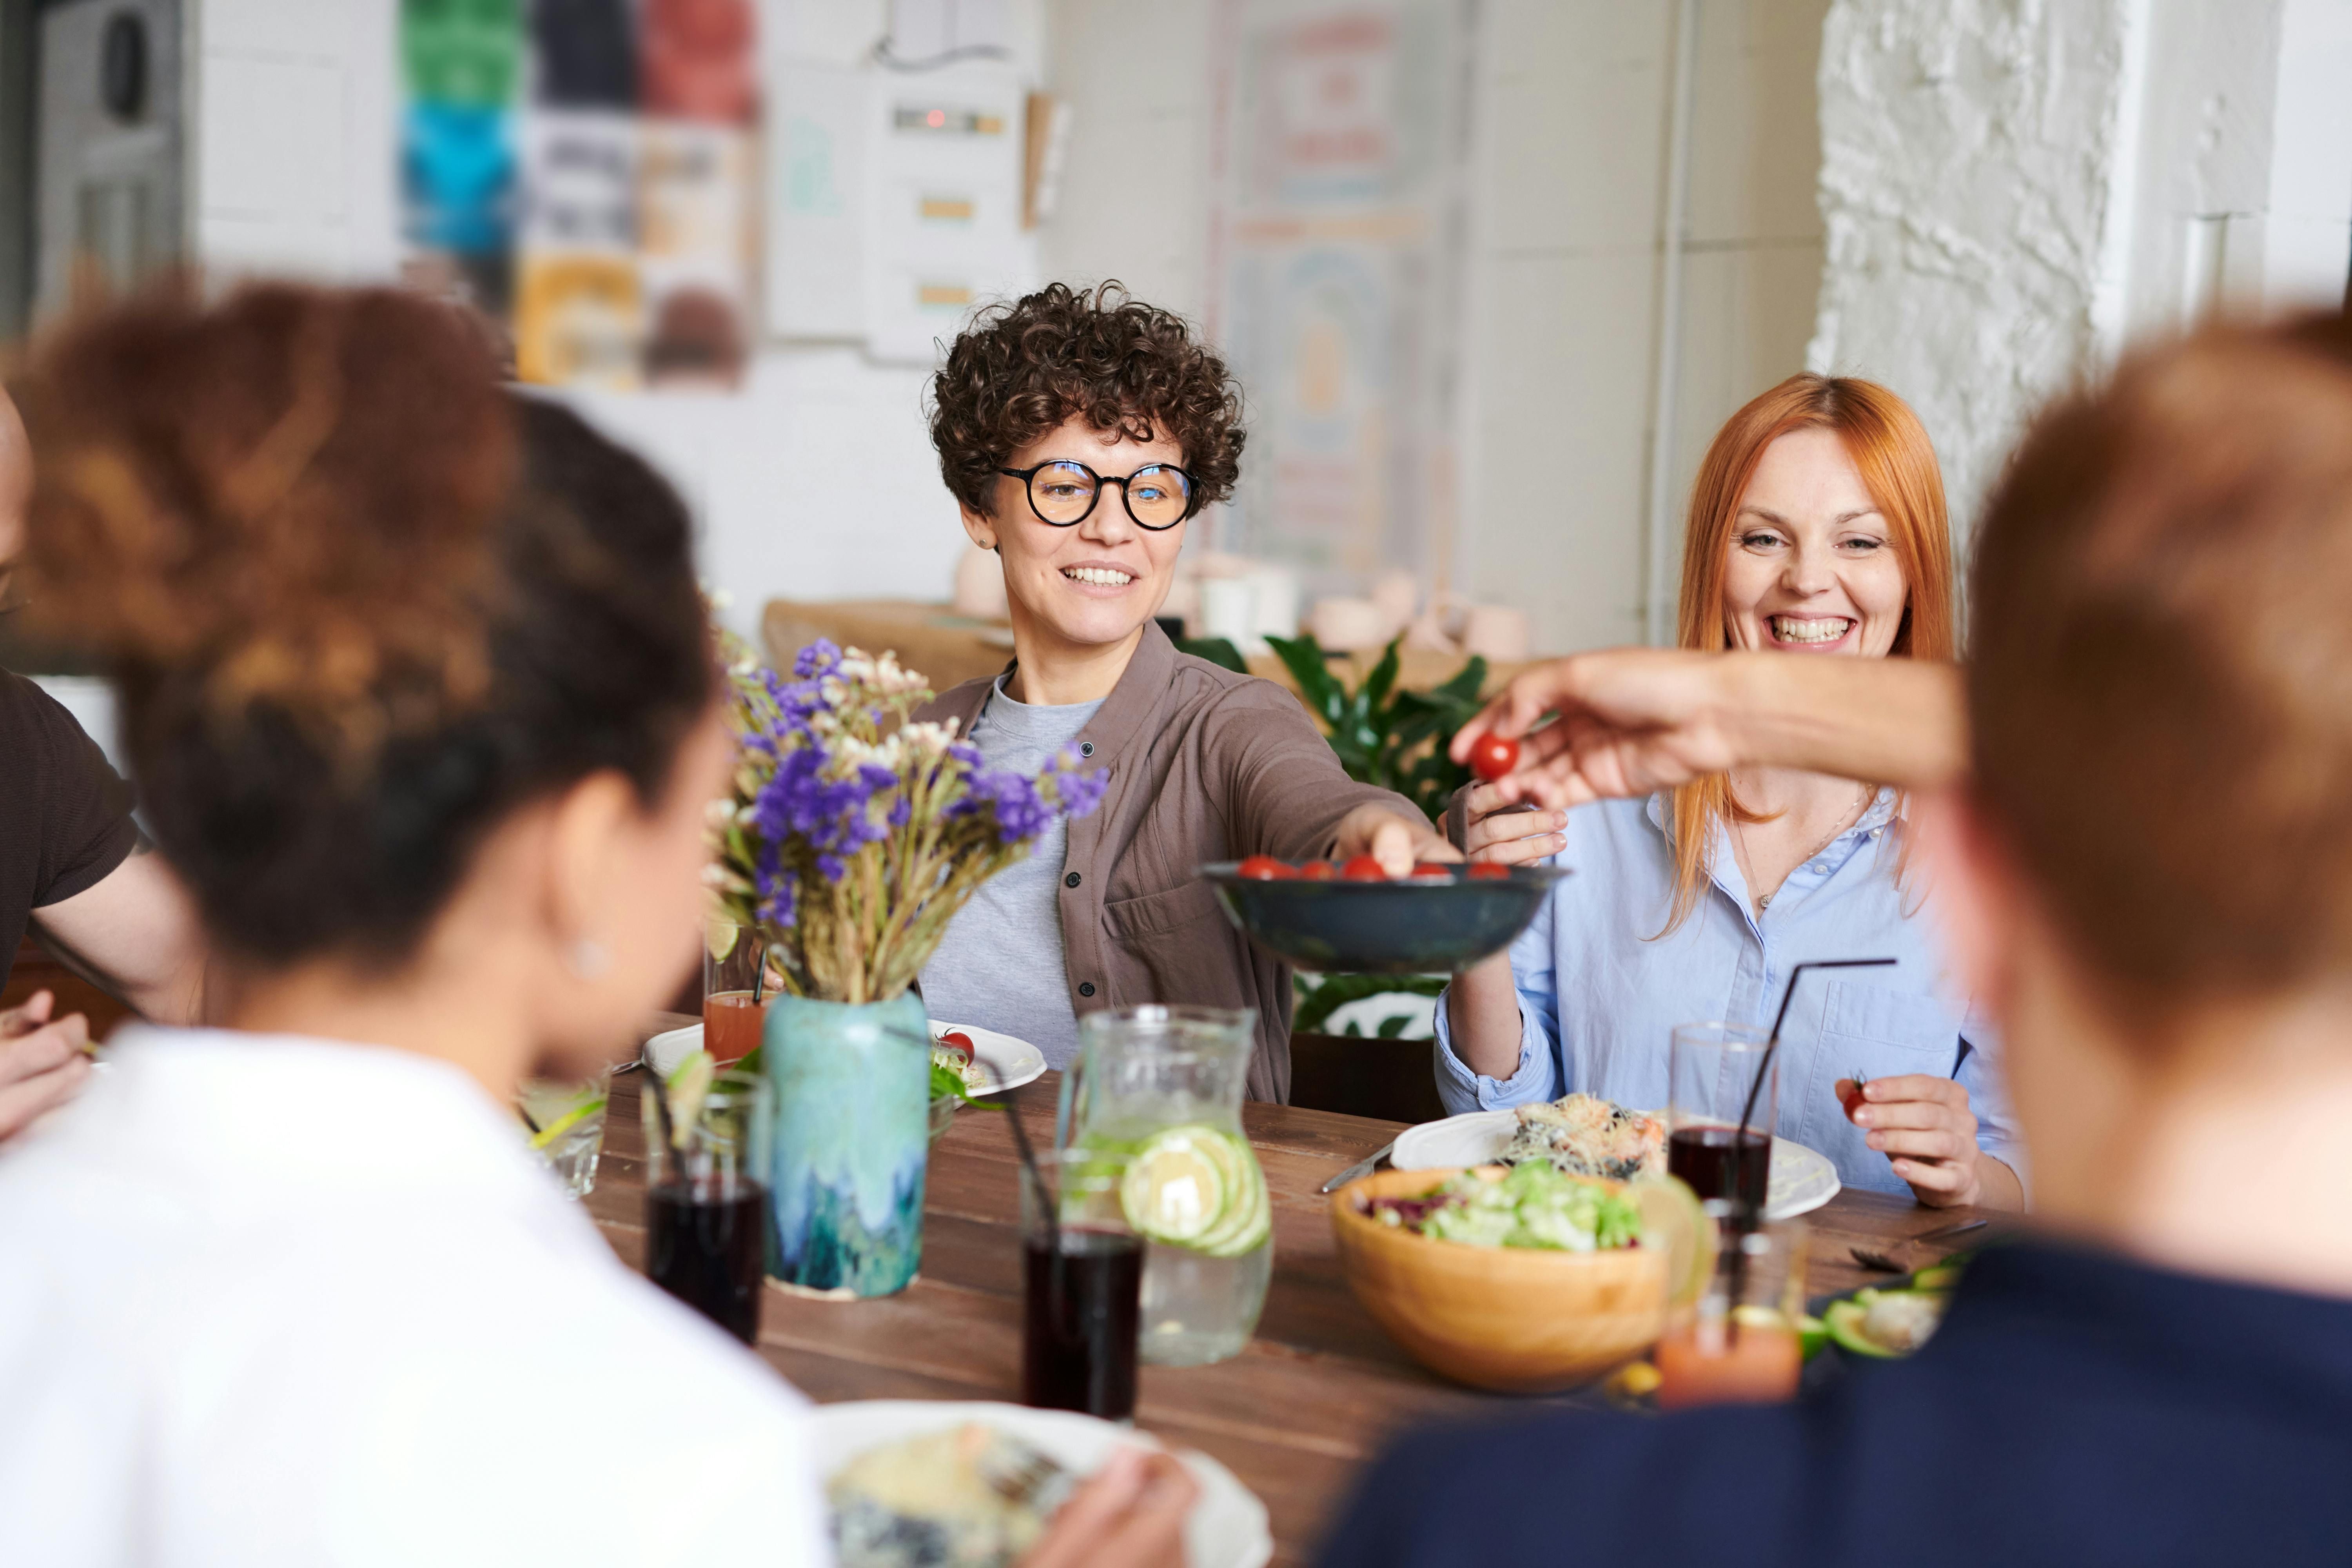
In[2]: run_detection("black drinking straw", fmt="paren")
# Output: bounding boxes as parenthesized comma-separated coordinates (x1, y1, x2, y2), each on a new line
(987, 1063, 1059, 1254)
(1720, 956, 1895, 1344)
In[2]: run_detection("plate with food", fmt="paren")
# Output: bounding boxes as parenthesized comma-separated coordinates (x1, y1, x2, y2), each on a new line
(644, 1019, 1045, 1096)
(1390, 1092, 1841, 1221)
(1201, 858, 1569, 976)
(816, 1400, 1271, 1568)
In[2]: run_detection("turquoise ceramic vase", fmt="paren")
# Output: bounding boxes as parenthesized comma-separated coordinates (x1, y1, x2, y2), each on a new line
(762, 991, 931, 1298)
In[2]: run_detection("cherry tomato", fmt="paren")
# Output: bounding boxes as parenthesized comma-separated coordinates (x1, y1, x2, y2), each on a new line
(1467, 862, 1512, 880)
(1339, 855, 1389, 882)
(1468, 733, 1521, 783)
(1410, 862, 1456, 878)
(1298, 860, 1339, 881)
(1237, 855, 1295, 880)
(935, 1030, 975, 1066)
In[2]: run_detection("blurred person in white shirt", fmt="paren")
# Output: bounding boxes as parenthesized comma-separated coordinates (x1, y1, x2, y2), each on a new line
(0, 285, 1192, 1567)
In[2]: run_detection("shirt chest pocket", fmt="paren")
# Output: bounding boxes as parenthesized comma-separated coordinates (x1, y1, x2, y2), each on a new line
(1798, 980, 1968, 1191)
(1103, 878, 1229, 942)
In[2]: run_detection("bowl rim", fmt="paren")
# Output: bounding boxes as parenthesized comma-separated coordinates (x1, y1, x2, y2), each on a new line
(1201, 860, 1571, 887)
(1328, 1164, 1664, 1270)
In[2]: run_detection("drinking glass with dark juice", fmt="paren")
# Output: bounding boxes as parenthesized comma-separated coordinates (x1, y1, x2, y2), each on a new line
(643, 1066, 773, 1344)
(1019, 1151, 1143, 1422)
(1666, 1022, 1777, 1207)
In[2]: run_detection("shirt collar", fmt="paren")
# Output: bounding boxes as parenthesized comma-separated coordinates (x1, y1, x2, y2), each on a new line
(1642, 784, 1902, 840)
(1071, 618, 1177, 764)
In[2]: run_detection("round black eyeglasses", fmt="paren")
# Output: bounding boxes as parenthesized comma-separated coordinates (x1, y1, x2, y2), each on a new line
(998, 460, 1197, 531)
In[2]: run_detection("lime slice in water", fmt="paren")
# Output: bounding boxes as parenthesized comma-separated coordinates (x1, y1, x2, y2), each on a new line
(663, 1049, 715, 1148)
(1628, 1174, 1713, 1308)
(1120, 1127, 1231, 1245)
(526, 1095, 606, 1152)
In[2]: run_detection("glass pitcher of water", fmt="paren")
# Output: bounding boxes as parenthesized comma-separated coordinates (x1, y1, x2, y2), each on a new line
(1059, 1005, 1270, 1367)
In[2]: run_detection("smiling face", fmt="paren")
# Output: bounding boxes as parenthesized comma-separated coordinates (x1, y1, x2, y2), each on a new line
(961, 415, 1187, 660)
(1720, 425, 1909, 657)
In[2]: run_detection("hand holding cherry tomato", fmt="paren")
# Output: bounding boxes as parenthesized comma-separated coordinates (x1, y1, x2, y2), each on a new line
(1468, 733, 1521, 783)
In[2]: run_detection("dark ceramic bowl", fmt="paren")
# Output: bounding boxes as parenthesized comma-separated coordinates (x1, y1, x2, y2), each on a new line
(1201, 862, 1570, 976)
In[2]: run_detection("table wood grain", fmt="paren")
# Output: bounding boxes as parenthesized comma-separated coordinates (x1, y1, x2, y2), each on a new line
(593, 1052, 2003, 1566)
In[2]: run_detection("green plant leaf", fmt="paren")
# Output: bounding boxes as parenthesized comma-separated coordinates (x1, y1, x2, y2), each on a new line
(1292, 971, 1449, 1033)
(1361, 635, 1403, 711)
(1177, 636, 1250, 674)
(1376, 1013, 1412, 1038)
(1430, 654, 1489, 706)
(1265, 633, 1347, 726)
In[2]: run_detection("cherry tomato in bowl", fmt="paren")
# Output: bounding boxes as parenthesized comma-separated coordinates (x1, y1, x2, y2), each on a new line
(1339, 856, 1390, 882)
(1467, 862, 1512, 880)
(934, 1029, 976, 1068)
(1238, 855, 1296, 880)
(1298, 861, 1339, 881)
(1468, 733, 1521, 783)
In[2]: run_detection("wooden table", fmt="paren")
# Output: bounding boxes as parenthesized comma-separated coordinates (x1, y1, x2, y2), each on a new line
(589, 1062, 2002, 1566)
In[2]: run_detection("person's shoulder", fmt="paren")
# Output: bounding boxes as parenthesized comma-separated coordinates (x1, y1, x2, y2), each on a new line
(1318, 1401, 1824, 1566)
(913, 671, 1000, 728)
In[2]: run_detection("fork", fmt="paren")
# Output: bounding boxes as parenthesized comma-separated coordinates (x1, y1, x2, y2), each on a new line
(973, 1429, 1075, 1517)
(1849, 1217, 1988, 1273)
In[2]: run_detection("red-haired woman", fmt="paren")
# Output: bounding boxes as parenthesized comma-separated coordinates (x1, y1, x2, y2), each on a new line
(1439, 375, 2024, 1209)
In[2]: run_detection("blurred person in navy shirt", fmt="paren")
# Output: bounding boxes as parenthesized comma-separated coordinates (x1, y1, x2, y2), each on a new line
(1323, 312, 2352, 1568)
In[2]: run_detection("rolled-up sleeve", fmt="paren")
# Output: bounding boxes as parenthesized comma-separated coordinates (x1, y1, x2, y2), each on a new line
(1957, 1006, 2029, 1204)
(1432, 887, 1562, 1114)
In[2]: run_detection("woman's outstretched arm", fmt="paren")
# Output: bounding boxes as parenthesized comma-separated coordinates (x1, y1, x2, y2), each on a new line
(1450, 648, 1967, 805)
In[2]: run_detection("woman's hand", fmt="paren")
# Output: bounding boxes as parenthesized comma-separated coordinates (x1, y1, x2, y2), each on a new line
(1332, 804, 1459, 877)
(1460, 783, 1569, 866)
(1449, 648, 1967, 809)
(0, 990, 93, 1143)
(1019, 1448, 1199, 1568)
(1833, 1074, 2014, 1209)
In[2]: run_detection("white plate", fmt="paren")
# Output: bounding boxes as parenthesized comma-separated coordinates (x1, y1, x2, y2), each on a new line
(812, 1399, 1272, 1568)
(930, 1021, 1047, 1096)
(641, 1020, 1047, 1096)
(1390, 1108, 1841, 1221)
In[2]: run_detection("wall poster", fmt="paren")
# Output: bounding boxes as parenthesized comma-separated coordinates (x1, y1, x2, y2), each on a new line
(1206, 0, 1476, 593)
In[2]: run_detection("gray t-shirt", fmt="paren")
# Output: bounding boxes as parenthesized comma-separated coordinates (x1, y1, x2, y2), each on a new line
(920, 677, 1102, 1069)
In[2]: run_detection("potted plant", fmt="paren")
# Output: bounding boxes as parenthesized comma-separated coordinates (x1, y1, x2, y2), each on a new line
(706, 638, 1103, 1297)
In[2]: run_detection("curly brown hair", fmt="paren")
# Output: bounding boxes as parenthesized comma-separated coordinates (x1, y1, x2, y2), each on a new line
(15, 283, 712, 970)
(928, 281, 1245, 517)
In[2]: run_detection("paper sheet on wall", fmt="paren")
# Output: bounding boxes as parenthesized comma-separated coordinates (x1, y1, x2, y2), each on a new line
(1207, 0, 1475, 592)
(765, 61, 869, 339)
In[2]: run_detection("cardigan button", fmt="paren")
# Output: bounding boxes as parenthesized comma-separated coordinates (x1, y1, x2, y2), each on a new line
(1080, 741, 1095, 756)
(1065, 872, 1082, 888)
(1078, 982, 1096, 998)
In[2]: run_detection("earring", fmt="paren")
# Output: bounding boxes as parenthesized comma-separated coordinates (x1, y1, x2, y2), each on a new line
(568, 939, 610, 979)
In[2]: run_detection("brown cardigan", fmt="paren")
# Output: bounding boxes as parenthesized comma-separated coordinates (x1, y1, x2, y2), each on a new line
(915, 623, 1423, 1102)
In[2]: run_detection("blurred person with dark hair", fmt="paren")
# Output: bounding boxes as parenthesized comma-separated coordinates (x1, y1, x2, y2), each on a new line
(0, 384, 203, 1143)
(1318, 312, 2352, 1566)
(917, 281, 1450, 1099)
(0, 285, 1195, 1565)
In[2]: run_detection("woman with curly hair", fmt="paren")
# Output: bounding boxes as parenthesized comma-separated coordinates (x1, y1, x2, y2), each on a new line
(917, 282, 1450, 1100)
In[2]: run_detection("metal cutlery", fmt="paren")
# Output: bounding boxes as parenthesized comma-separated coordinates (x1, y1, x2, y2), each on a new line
(1849, 1217, 1988, 1273)
(1318, 1138, 1397, 1195)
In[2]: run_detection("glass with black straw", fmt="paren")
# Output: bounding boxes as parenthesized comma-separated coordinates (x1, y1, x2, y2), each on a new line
(1000, 1077, 1143, 1421)
(642, 1065, 774, 1344)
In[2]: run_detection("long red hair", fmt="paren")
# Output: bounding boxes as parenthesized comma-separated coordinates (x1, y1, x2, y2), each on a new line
(1660, 374, 1955, 933)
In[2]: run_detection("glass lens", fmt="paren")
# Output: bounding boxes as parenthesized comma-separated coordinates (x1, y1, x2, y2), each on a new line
(1123, 465, 1192, 528)
(1028, 461, 1098, 523)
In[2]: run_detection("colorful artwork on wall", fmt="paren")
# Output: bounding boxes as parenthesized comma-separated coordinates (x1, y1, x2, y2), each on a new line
(1207, 0, 1476, 591)
(399, 0, 757, 391)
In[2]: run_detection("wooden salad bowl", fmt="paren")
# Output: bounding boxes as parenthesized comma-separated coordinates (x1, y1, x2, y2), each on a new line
(1329, 1166, 1668, 1393)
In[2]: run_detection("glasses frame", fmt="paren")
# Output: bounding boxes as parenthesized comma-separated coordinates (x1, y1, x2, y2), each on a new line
(997, 460, 1200, 532)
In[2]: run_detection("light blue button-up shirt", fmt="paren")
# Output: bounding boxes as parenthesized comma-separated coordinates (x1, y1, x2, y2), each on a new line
(1432, 790, 2024, 1198)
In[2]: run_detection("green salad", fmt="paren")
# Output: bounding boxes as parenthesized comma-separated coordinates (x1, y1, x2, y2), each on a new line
(1371, 1161, 1644, 1252)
